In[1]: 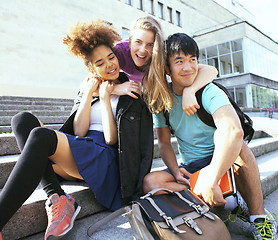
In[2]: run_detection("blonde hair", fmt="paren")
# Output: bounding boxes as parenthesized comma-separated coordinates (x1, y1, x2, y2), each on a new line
(130, 16, 173, 113)
(63, 20, 121, 69)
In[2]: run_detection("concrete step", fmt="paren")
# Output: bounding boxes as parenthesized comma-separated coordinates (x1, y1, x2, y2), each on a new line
(0, 115, 69, 126)
(0, 104, 72, 111)
(0, 124, 63, 134)
(153, 136, 278, 159)
(0, 96, 74, 103)
(0, 96, 74, 106)
(0, 109, 70, 117)
(1, 182, 105, 240)
(15, 149, 278, 240)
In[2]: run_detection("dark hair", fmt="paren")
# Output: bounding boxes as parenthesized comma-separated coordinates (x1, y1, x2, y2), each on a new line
(165, 33, 199, 69)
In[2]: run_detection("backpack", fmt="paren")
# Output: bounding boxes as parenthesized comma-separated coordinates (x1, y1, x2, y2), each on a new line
(87, 188, 231, 240)
(164, 81, 254, 143)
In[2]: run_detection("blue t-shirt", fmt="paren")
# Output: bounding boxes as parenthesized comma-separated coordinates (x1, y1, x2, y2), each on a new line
(153, 83, 231, 164)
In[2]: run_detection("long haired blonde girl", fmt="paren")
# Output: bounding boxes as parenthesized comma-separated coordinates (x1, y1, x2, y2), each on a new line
(130, 16, 173, 113)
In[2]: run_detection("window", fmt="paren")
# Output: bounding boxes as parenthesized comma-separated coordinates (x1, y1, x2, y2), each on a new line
(137, 0, 143, 10)
(158, 2, 164, 19)
(125, 0, 132, 5)
(122, 27, 130, 39)
(167, 7, 173, 23)
(200, 39, 243, 77)
(176, 11, 181, 26)
(147, 0, 154, 15)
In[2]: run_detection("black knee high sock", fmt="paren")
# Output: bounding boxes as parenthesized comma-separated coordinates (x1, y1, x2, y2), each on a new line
(0, 114, 65, 231)
(11, 112, 65, 197)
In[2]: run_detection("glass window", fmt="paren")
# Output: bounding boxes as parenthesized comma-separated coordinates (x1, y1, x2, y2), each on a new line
(176, 11, 181, 26)
(148, 0, 154, 15)
(231, 39, 242, 52)
(236, 88, 245, 106)
(167, 7, 173, 23)
(122, 27, 130, 39)
(220, 54, 232, 75)
(200, 39, 244, 77)
(218, 42, 230, 55)
(158, 2, 164, 19)
(232, 52, 243, 73)
(199, 49, 207, 64)
(125, 0, 132, 5)
(206, 46, 217, 58)
(137, 0, 143, 10)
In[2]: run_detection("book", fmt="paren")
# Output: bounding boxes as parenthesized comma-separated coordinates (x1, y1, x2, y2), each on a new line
(190, 166, 237, 198)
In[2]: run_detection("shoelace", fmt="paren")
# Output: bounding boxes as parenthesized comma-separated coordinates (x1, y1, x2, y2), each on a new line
(224, 205, 250, 223)
(252, 213, 278, 240)
(47, 201, 63, 223)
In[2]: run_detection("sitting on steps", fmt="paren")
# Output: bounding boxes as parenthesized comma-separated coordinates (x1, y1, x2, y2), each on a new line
(1, 96, 278, 239)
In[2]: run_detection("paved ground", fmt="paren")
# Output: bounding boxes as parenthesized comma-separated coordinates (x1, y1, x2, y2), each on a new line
(23, 187, 278, 240)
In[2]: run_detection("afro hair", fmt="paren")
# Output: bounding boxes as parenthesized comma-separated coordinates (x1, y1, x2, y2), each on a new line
(63, 19, 121, 68)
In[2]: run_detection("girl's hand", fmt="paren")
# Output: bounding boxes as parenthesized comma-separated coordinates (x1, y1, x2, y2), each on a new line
(182, 87, 200, 116)
(113, 80, 141, 98)
(99, 81, 115, 100)
(80, 73, 101, 95)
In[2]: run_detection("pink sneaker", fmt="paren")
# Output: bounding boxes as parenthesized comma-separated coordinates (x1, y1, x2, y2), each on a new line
(44, 193, 81, 240)
(0, 232, 2, 240)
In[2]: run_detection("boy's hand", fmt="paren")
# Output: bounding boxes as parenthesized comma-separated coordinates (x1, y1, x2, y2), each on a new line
(192, 168, 227, 207)
(174, 168, 190, 186)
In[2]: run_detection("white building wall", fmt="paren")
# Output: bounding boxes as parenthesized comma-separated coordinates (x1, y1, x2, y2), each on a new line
(0, 0, 260, 98)
(243, 37, 278, 82)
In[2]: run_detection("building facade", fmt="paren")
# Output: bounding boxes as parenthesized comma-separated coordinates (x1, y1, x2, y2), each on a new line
(1, 0, 277, 111)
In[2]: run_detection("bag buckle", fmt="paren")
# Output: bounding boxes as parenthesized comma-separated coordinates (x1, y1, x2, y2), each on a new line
(122, 209, 132, 217)
(165, 216, 186, 234)
(192, 204, 215, 220)
(183, 217, 202, 235)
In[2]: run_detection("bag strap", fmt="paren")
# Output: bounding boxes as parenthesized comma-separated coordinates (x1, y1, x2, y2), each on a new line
(174, 191, 214, 220)
(195, 84, 216, 128)
(141, 188, 173, 198)
(87, 206, 131, 240)
(144, 196, 186, 234)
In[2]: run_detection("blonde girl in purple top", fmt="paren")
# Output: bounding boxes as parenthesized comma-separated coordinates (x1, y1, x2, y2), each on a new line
(85, 16, 218, 114)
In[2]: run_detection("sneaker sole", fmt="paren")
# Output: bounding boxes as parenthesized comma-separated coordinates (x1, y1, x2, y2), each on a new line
(46, 205, 81, 240)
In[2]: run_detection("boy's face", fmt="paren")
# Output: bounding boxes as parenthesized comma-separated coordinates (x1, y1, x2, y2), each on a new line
(167, 51, 198, 95)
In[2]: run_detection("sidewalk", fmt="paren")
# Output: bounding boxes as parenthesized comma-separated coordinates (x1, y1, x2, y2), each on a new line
(24, 188, 278, 240)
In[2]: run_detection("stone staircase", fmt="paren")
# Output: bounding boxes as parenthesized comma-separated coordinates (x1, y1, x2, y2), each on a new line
(1, 96, 278, 240)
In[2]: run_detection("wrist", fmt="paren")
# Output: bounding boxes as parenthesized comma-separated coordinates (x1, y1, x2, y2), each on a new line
(99, 93, 110, 101)
(183, 86, 196, 95)
(83, 89, 94, 98)
(199, 166, 219, 186)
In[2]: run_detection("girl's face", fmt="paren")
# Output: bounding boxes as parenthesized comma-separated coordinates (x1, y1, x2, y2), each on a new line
(90, 45, 120, 81)
(130, 29, 155, 68)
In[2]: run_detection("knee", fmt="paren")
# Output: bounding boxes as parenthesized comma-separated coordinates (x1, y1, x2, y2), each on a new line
(28, 127, 58, 155)
(11, 111, 38, 132)
(143, 172, 166, 193)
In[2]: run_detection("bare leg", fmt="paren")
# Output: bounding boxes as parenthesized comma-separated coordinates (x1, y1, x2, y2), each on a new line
(143, 171, 188, 194)
(49, 131, 83, 180)
(235, 141, 265, 215)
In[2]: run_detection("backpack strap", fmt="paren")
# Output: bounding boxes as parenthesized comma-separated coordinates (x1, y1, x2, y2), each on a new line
(87, 207, 131, 240)
(164, 82, 254, 142)
(195, 84, 215, 128)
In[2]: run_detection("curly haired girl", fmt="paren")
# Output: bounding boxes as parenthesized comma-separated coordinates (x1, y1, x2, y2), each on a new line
(0, 20, 153, 240)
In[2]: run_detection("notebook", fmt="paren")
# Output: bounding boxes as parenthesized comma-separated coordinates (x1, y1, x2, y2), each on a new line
(190, 166, 237, 198)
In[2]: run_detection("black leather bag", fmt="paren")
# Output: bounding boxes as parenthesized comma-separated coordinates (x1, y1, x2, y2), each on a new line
(87, 188, 231, 240)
